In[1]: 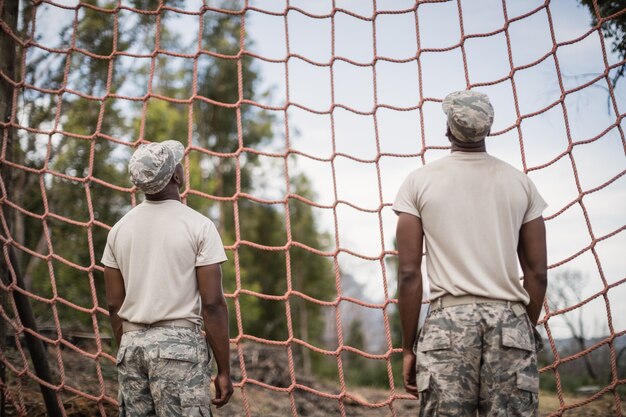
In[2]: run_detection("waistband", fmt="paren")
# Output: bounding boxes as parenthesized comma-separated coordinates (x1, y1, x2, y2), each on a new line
(122, 319, 200, 334)
(430, 294, 526, 315)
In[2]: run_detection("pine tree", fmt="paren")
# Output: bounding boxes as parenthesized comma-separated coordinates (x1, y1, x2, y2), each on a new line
(14, 1, 337, 374)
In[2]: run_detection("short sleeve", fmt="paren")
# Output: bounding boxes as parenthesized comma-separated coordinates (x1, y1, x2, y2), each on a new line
(523, 178, 548, 224)
(392, 173, 421, 218)
(196, 221, 228, 266)
(101, 232, 119, 268)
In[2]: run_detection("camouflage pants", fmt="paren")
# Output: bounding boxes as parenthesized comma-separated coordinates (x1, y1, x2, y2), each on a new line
(116, 326, 213, 417)
(415, 302, 542, 416)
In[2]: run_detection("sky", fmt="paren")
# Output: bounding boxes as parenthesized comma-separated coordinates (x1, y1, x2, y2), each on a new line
(28, 0, 626, 340)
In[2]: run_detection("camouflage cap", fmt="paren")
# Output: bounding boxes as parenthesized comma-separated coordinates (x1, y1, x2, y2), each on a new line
(442, 90, 494, 142)
(129, 140, 184, 194)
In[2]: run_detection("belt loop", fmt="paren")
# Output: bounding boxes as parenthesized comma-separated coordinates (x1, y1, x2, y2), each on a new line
(507, 300, 511, 309)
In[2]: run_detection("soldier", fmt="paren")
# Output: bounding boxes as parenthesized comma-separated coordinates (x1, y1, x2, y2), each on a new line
(102, 140, 233, 416)
(393, 91, 547, 416)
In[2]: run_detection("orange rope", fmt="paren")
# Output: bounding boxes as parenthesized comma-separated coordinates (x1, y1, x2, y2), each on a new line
(0, 1, 624, 416)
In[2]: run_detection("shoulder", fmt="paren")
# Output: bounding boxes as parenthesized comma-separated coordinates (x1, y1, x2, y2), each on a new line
(424, 154, 458, 171)
(405, 156, 450, 180)
(486, 156, 539, 195)
(178, 203, 217, 229)
(106, 205, 139, 236)
(487, 155, 529, 178)
(178, 203, 207, 220)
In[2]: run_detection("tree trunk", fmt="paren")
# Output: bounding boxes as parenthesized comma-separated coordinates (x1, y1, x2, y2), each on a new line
(22, 232, 47, 292)
(575, 336, 598, 382)
(293, 266, 311, 376)
(0, 247, 63, 417)
(613, 346, 626, 384)
(0, 1, 19, 414)
(574, 296, 598, 382)
(300, 297, 311, 376)
(217, 167, 225, 235)
(0, 3, 62, 416)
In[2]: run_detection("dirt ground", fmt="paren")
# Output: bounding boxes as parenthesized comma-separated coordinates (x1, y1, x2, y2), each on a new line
(209, 386, 624, 417)
(538, 390, 625, 417)
(8, 385, 624, 416)
(2, 344, 624, 416)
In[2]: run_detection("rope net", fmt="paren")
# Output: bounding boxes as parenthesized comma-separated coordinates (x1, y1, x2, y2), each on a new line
(0, 0, 625, 416)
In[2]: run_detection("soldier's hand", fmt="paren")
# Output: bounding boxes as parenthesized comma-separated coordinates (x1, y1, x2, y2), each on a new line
(212, 373, 234, 408)
(402, 350, 419, 398)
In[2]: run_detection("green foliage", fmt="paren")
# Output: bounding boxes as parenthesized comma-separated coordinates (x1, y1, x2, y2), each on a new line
(346, 359, 395, 389)
(15, 0, 337, 376)
(337, 319, 400, 388)
(346, 319, 365, 349)
(22, 2, 131, 329)
(288, 175, 335, 344)
(539, 370, 600, 393)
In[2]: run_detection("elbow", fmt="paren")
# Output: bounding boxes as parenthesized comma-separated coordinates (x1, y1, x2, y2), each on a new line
(398, 266, 421, 286)
(106, 296, 124, 314)
(526, 268, 548, 288)
(537, 270, 548, 287)
(107, 302, 122, 316)
(202, 296, 227, 315)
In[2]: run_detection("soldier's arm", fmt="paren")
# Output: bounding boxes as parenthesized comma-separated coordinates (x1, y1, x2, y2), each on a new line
(396, 212, 424, 397)
(104, 266, 126, 346)
(518, 217, 548, 325)
(196, 263, 233, 408)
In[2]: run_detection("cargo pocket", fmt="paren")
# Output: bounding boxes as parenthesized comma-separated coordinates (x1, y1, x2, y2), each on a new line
(416, 373, 438, 415)
(507, 371, 539, 416)
(502, 324, 534, 352)
(417, 313, 452, 353)
(417, 372, 430, 393)
(180, 391, 213, 417)
(159, 344, 199, 362)
(158, 344, 199, 381)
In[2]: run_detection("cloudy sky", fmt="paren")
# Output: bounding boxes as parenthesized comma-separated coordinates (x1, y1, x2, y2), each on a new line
(241, 0, 626, 339)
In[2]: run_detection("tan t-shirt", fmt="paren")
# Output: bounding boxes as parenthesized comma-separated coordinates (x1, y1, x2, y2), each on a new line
(393, 152, 547, 305)
(101, 199, 227, 324)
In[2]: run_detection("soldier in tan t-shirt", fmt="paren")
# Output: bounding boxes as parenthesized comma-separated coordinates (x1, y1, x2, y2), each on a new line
(393, 91, 547, 416)
(102, 140, 233, 416)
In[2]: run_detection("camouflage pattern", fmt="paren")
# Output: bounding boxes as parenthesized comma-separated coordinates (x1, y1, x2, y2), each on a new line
(442, 90, 495, 143)
(116, 326, 213, 417)
(129, 140, 185, 194)
(415, 303, 541, 416)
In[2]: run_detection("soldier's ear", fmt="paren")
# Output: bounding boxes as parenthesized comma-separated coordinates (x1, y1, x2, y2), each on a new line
(172, 164, 185, 186)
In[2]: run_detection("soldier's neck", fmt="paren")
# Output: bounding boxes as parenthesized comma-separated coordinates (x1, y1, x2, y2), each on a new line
(450, 139, 487, 153)
(145, 186, 181, 202)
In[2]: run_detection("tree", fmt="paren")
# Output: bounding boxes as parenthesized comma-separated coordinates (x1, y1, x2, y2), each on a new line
(9, 0, 337, 386)
(288, 174, 335, 375)
(579, 0, 626, 86)
(548, 270, 598, 382)
(16, 0, 133, 330)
